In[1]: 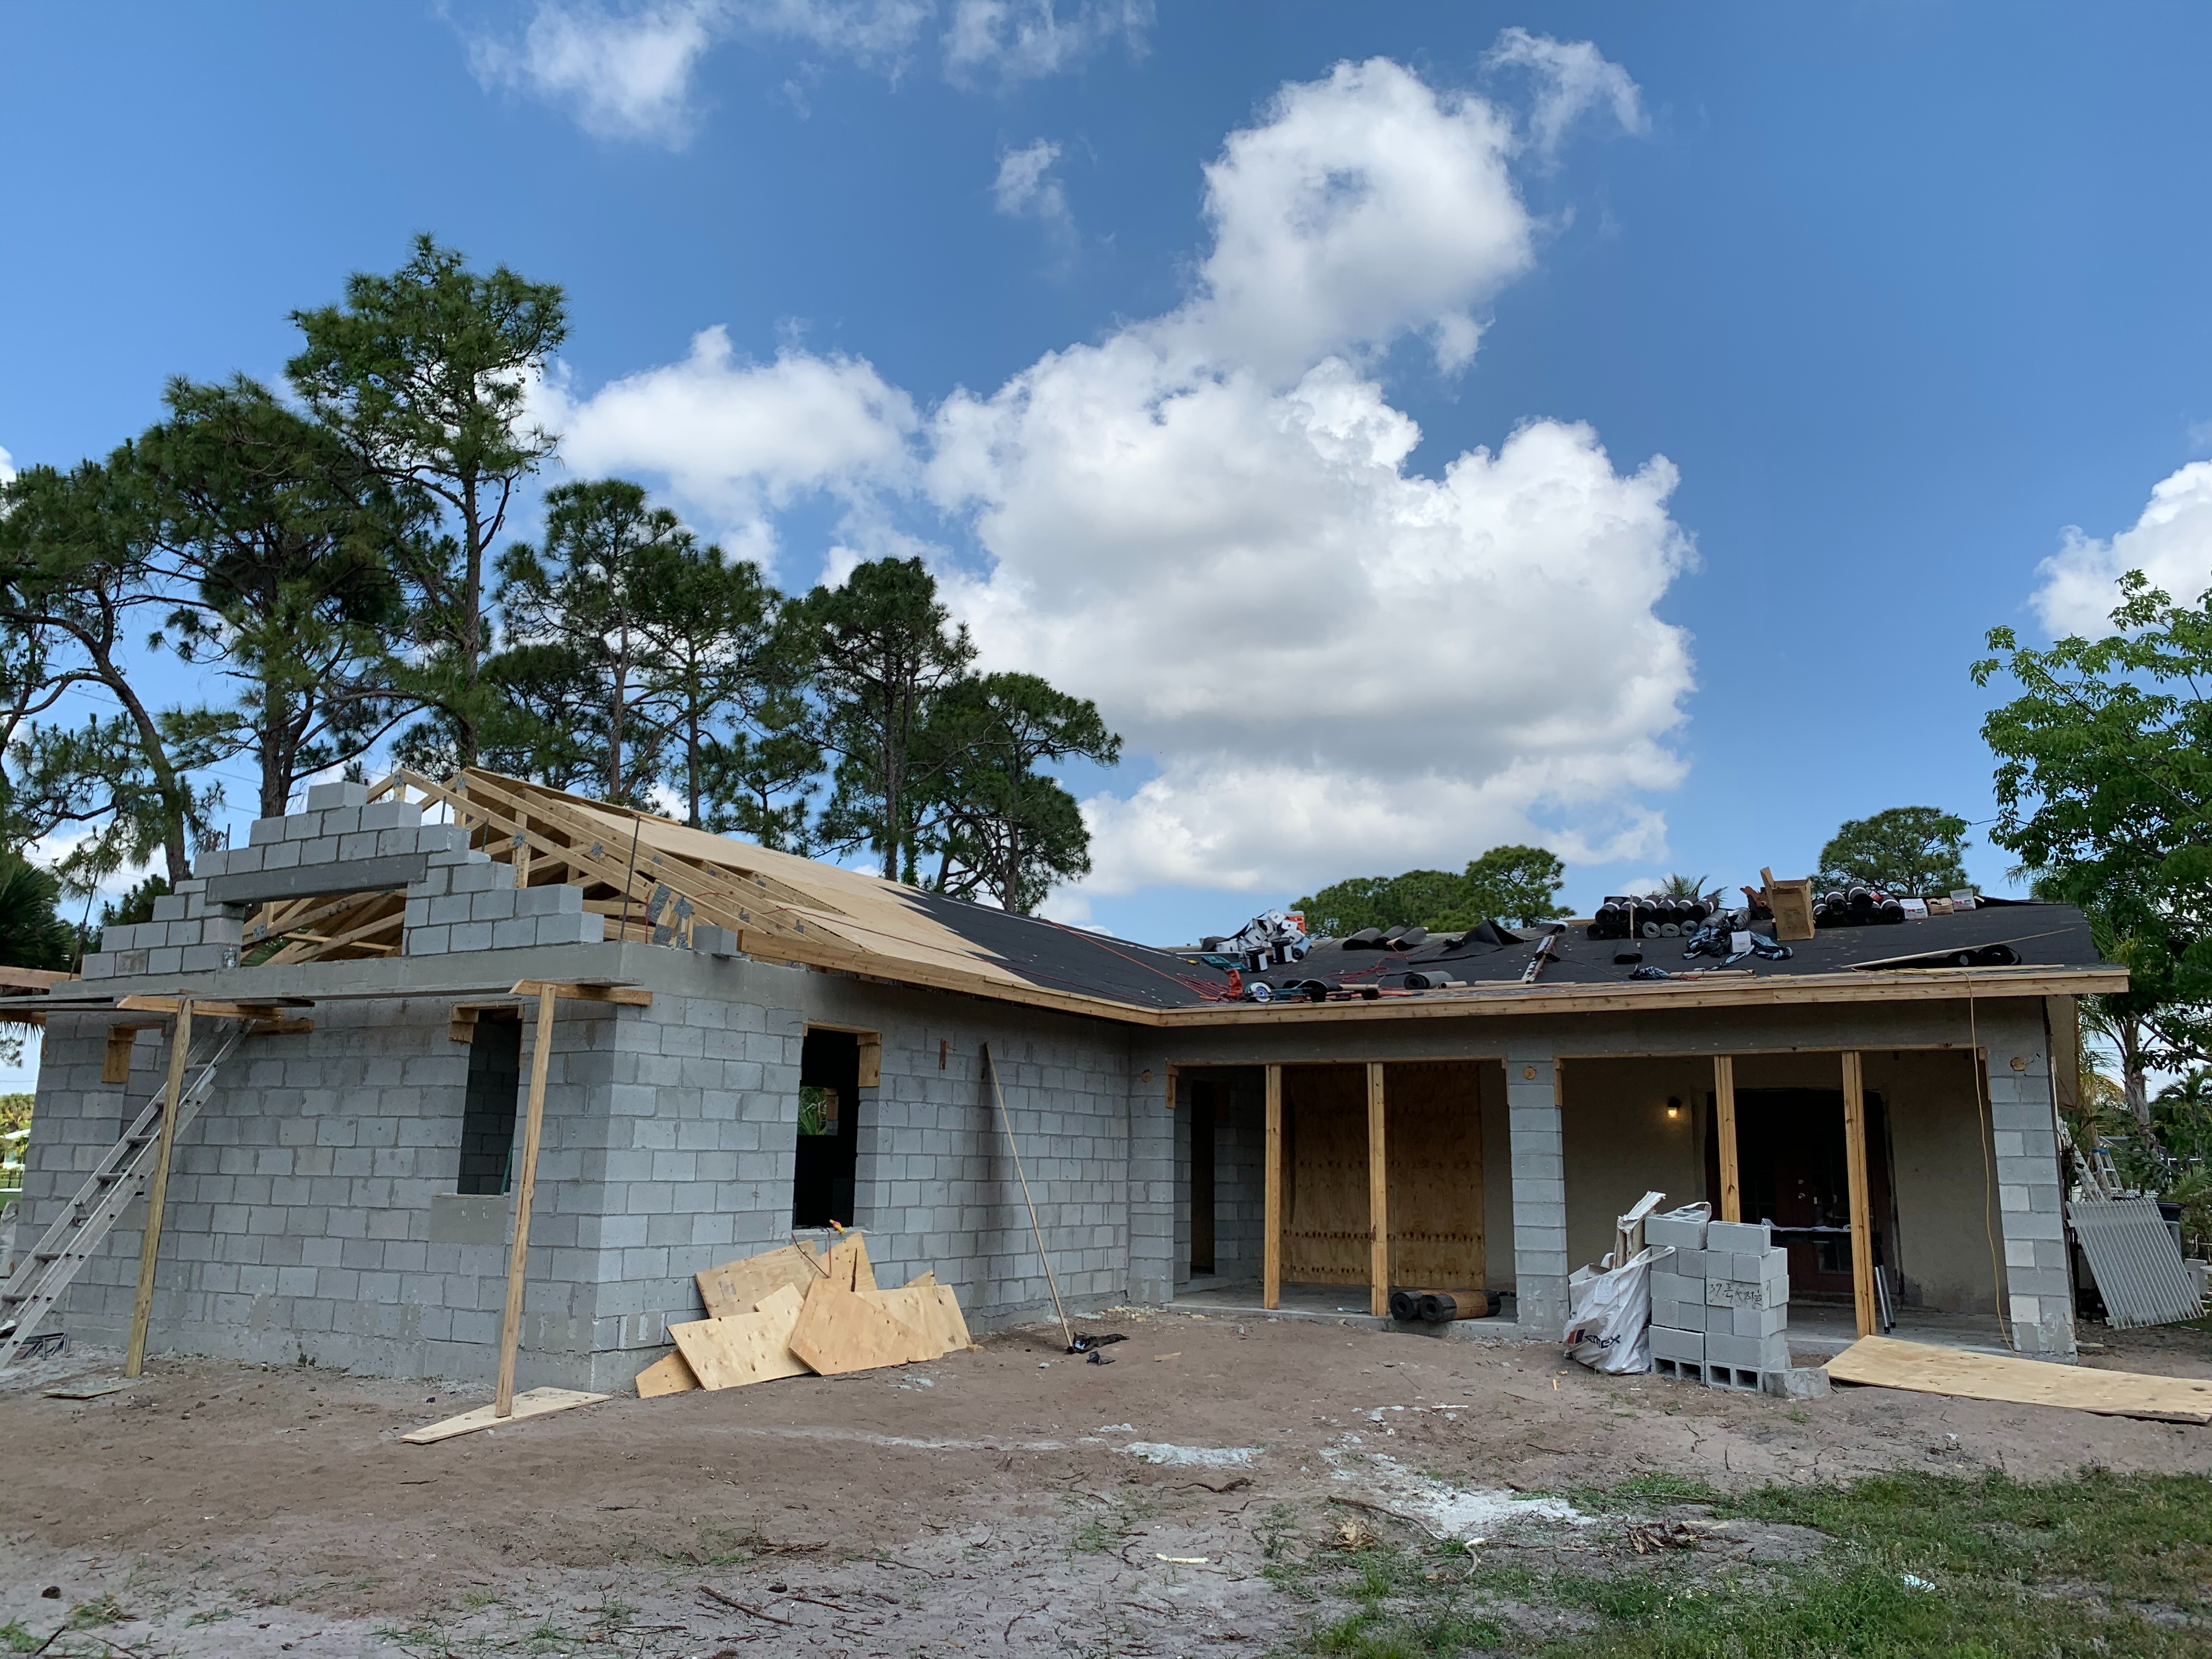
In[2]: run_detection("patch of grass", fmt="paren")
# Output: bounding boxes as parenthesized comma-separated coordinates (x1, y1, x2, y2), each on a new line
(1069, 1516, 1121, 1555)
(1, 1621, 40, 1655)
(1274, 1469, 2212, 1657)
(66, 1594, 127, 1629)
(184, 1607, 239, 1627)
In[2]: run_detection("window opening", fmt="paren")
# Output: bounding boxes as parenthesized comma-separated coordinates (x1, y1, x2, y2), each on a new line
(457, 1012, 523, 1195)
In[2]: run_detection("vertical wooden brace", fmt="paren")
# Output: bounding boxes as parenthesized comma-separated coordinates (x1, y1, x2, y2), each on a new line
(1840, 1050, 1877, 1339)
(1367, 1061, 1389, 1318)
(1263, 1065, 1283, 1312)
(125, 998, 191, 1379)
(1714, 1054, 1741, 1224)
(496, 984, 558, 1417)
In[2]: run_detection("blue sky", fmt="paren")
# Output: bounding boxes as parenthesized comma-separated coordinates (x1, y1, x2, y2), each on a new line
(5, 0, 2212, 978)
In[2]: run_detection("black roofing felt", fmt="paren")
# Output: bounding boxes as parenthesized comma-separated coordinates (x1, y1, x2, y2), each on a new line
(1266, 902, 2106, 994)
(890, 890, 2104, 1011)
(892, 887, 1236, 1008)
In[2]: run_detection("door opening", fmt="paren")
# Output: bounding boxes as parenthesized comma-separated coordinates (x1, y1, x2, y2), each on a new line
(1714, 1086, 1895, 1302)
(793, 1027, 860, 1227)
(1189, 1081, 1216, 1274)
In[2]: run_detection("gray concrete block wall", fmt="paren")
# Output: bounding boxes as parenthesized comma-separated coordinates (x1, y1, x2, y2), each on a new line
(1171, 1068, 1265, 1291)
(1506, 1041, 1570, 1339)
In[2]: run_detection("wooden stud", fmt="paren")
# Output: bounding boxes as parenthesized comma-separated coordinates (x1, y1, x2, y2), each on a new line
(1263, 1064, 1283, 1312)
(125, 997, 191, 1379)
(496, 983, 558, 1418)
(1841, 1049, 1877, 1339)
(508, 979, 652, 1007)
(512, 810, 533, 889)
(101, 1024, 156, 1085)
(1714, 1054, 1741, 1223)
(1367, 1060, 1389, 1318)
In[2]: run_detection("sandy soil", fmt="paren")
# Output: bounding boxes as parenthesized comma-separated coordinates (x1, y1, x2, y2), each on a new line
(4, 1310, 2209, 1657)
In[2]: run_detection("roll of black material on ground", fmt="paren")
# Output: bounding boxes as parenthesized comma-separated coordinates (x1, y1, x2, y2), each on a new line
(1389, 1289, 1423, 1322)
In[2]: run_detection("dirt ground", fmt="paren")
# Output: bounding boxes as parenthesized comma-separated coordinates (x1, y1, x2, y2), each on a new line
(4, 1310, 2211, 1658)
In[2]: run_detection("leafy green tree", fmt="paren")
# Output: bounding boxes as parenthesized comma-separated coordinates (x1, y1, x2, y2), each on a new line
(1296, 844, 1567, 936)
(630, 539, 795, 829)
(1975, 571, 2212, 1111)
(495, 479, 681, 802)
(288, 235, 567, 767)
(798, 558, 975, 882)
(134, 375, 411, 818)
(916, 672, 1121, 913)
(1816, 806, 1972, 895)
(0, 460, 219, 885)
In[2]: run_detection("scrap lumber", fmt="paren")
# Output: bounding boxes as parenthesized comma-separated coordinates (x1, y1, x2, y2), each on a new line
(787, 1274, 936, 1375)
(694, 1231, 875, 1318)
(860, 1284, 973, 1356)
(403, 1386, 609, 1444)
(1827, 1335, 2212, 1424)
(635, 1350, 700, 1397)
(669, 1284, 814, 1390)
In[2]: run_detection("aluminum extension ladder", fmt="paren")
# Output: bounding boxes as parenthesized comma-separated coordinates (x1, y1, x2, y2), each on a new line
(0, 1024, 243, 1370)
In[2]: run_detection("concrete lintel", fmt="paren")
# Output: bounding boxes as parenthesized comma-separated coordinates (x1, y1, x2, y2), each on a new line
(207, 853, 428, 908)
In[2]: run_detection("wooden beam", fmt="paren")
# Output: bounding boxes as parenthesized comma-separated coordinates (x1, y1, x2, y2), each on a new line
(103, 1024, 159, 1085)
(1367, 1060, 1389, 1318)
(509, 979, 652, 1007)
(116, 995, 312, 1019)
(1263, 1065, 1282, 1312)
(496, 983, 558, 1418)
(1841, 1050, 1877, 1339)
(125, 998, 191, 1379)
(1714, 1054, 1741, 1223)
(512, 809, 533, 889)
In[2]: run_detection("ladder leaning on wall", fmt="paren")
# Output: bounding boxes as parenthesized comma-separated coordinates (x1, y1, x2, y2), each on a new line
(0, 1025, 244, 1372)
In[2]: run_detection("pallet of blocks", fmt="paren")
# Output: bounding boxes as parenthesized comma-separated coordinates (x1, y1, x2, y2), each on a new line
(1645, 1209, 1791, 1392)
(635, 1231, 974, 1397)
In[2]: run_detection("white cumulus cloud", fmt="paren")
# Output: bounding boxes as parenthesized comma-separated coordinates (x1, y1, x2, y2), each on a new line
(539, 326, 918, 561)
(0, 444, 14, 487)
(928, 55, 1692, 898)
(1171, 58, 1533, 380)
(467, 1, 730, 146)
(2032, 459, 2212, 635)
(992, 138, 1073, 236)
(1483, 26, 1647, 161)
(943, 0, 1149, 86)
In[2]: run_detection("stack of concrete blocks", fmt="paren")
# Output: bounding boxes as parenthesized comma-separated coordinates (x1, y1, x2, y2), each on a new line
(86, 881, 245, 978)
(398, 853, 603, 958)
(1646, 1210, 1790, 1391)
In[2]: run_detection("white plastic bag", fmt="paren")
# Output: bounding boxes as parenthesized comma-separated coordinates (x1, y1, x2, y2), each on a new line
(1564, 1244, 1668, 1374)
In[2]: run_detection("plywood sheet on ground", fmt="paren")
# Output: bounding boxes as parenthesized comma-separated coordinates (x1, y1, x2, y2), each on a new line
(1828, 1335, 2212, 1423)
(635, 1351, 699, 1397)
(670, 1287, 812, 1391)
(1382, 1062, 1486, 1289)
(788, 1276, 933, 1374)
(861, 1284, 971, 1357)
(694, 1233, 875, 1317)
(402, 1387, 608, 1444)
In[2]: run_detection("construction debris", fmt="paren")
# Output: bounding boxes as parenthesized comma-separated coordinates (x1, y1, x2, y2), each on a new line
(643, 1231, 973, 1397)
(403, 1386, 610, 1443)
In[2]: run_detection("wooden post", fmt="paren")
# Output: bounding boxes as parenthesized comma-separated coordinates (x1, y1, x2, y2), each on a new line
(1263, 1065, 1282, 1311)
(1367, 1061, 1389, 1318)
(1714, 1054, 1741, 1223)
(1840, 1050, 1877, 1339)
(496, 983, 558, 1417)
(512, 810, 533, 889)
(125, 997, 191, 1379)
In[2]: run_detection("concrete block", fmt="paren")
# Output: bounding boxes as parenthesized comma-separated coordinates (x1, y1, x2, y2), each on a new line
(1705, 1330, 1790, 1372)
(516, 884, 581, 917)
(318, 806, 362, 838)
(300, 836, 340, 866)
(450, 921, 494, 953)
(224, 844, 266, 873)
(1730, 1302, 1788, 1338)
(1645, 1211, 1708, 1251)
(180, 945, 240, 973)
(262, 840, 301, 870)
(407, 927, 450, 956)
(1706, 1220, 1771, 1253)
(1648, 1269, 1691, 1307)
(534, 912, 605, 946)
(492, 917, 537, 950)
(145, 946, 183, 975)
(338, 832, 380, 861)
(282, 812, 319, 842)
(1672, 1247, 1708, 1279)
(1650, 1325, 1703, 1365)
(470, 889, 517, 921)
(151, 894, 188, 922)
(692, 923, 738, 956)
(1762, 1365, 1831, 1400)
(360, 800, 422, 832)
(248, 815, 288, 847)
(416, 824, 470, 854)
(1706, 1274, 1785, 1310)
(307, 780, 372, 810)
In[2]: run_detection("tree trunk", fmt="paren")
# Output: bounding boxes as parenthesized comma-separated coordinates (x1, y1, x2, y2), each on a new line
(458, 476, 485, 769)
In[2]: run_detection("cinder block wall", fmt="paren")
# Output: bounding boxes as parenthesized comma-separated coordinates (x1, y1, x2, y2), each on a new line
(22, 996, 614, 1381)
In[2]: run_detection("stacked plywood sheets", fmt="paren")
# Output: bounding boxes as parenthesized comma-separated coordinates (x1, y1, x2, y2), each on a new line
(639, 1233, 970, 1397)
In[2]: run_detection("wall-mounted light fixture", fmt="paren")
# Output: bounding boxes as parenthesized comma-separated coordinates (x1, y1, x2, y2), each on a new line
(1665, 1096, 1682, 1121)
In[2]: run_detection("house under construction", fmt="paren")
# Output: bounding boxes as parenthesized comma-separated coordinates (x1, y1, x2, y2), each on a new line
(2, 770, 2120, 1387)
